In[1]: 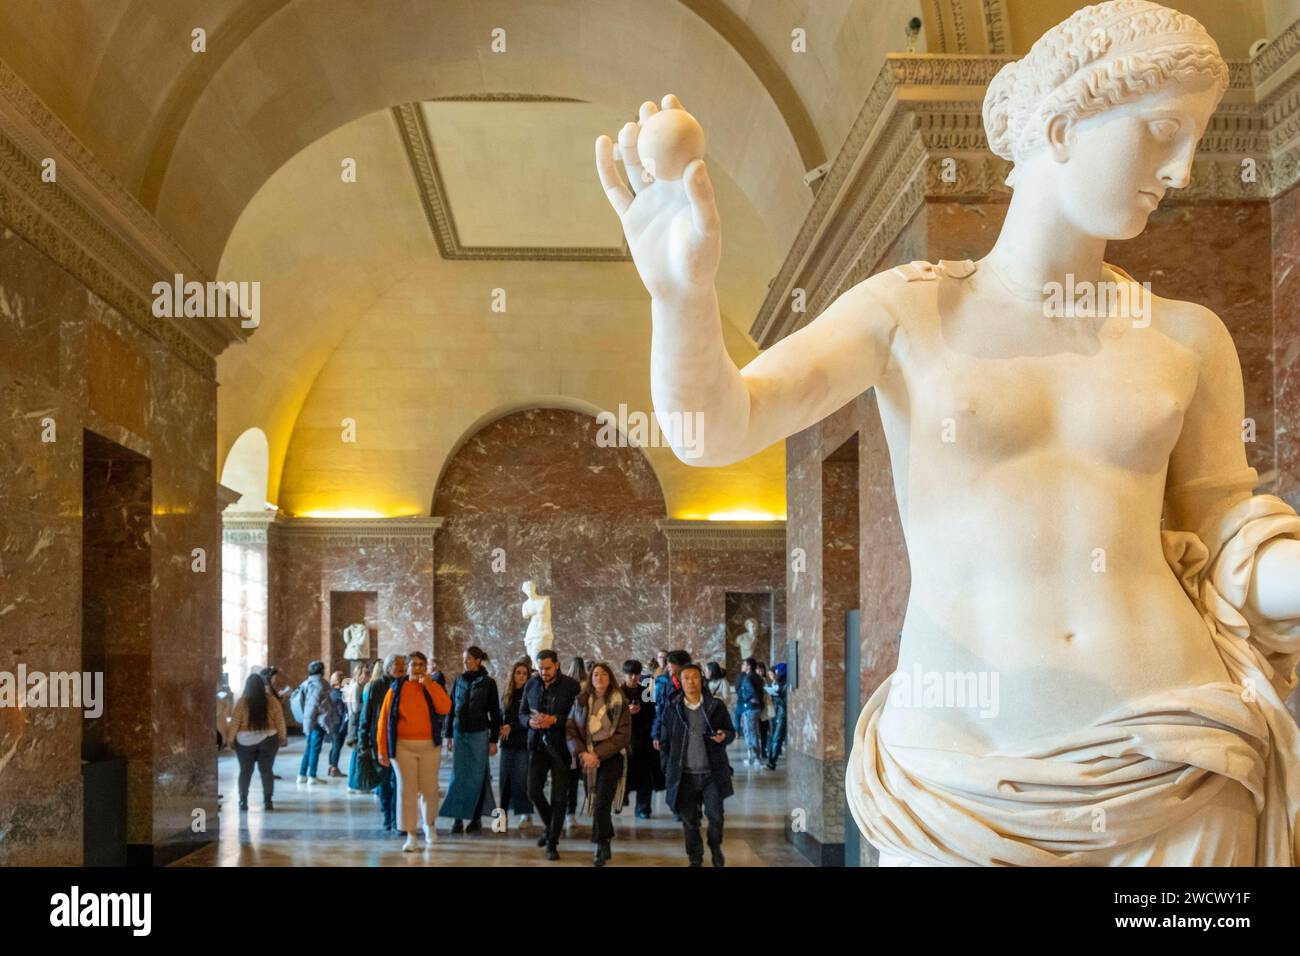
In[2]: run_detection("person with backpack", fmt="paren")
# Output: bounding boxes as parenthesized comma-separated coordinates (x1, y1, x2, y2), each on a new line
(658, 663, 736, 867)
(291, 660, 336, 784)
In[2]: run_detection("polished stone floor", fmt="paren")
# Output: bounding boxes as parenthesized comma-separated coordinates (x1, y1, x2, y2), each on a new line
(176, 737, 809, 867)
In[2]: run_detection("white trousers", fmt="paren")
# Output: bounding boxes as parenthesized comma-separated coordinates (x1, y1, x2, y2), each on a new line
(394, 738, 441, 833)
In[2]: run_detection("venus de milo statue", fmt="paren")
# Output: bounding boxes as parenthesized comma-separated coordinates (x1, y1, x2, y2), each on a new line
(595, 0, 1300, 865)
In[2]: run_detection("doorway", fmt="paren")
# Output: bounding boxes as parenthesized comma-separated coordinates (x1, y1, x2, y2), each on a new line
(81, 430, 151, 865)
(723, 591, 774, 679)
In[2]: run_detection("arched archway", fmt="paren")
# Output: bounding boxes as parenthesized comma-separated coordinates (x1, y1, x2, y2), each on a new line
(219, 426, 271, 511)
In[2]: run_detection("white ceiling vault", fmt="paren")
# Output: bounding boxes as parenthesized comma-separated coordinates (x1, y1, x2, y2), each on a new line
(0, 0, 928, 520)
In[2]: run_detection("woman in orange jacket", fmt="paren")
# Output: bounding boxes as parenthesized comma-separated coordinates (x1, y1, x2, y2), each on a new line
(377, 651, 452, 852)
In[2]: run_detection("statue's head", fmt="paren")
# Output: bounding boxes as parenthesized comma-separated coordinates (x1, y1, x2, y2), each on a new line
(983, 0, 1227, 240)
(522, 580, 534, 597)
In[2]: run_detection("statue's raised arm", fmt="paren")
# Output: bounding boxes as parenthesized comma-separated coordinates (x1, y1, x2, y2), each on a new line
(595, 95, 897, 466)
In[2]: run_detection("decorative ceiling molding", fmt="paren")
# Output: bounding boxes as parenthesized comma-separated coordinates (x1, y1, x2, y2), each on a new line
(924, 0, 1010, 55)
(750, 45, 1300, 349)
(270, 515, 443, 548)
(657, 518, 786, 551)
(0, 60, 247, 375)
(392, 101, 631, 262)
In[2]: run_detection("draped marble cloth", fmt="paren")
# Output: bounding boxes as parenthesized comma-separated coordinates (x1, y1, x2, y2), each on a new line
(846, 494, 1300, 866)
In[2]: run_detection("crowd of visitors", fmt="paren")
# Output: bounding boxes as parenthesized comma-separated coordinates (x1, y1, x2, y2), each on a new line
(222, 641, 788, 866)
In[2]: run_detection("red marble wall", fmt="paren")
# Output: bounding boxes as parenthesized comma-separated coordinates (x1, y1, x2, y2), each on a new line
(1274, 184, 1300, 509)
(434, 408, 670, 674)
(668, 546, 786, 672)
(268, 530, 434, 702)
(0, 225, 220, 865)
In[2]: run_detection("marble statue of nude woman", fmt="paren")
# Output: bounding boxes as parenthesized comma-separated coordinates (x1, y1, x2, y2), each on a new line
(595, 0, 1300, 865)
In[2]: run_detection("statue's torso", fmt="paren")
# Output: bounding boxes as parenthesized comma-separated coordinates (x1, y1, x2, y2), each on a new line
(869, 261, 1232, 753)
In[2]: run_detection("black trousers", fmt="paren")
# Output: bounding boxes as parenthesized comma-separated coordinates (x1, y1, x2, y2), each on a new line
(678, 771, 725, 863)
(527, 747, 572, 848)
(234, 736, 279, 803)
(590, 754, 624, 845)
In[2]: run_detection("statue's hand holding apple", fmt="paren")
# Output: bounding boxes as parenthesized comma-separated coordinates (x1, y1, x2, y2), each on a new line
(595, 94, 719, 305)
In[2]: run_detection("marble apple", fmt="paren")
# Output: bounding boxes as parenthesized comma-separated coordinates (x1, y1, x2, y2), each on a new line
(596, 0, 1300, 865)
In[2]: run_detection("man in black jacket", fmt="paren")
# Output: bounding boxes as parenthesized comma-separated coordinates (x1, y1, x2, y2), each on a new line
(659, 663, 736, 867)
(518, 649, 581, 860)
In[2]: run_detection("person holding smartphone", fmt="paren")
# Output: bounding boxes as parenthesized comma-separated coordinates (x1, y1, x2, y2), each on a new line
(518, 649, 582, 861)
(658, 662, 736, 867)
(377, 651, 452, 852)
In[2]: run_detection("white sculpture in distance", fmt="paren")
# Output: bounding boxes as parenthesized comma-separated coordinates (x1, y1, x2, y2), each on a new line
(521, 580, 554, 663)
(595, 0, 1300, 865)
(342, 622, 370, 661)
(733, 617, 760, 661)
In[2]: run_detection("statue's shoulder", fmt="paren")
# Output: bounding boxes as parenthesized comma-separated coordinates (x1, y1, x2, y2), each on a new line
(884, 259, 976, 283)
(855, 258, 976, 306)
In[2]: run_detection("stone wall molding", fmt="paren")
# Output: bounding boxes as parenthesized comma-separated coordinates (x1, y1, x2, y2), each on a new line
(222, 510, 277, 545)
(0, 59, 246, 375)
(657, 518, 786, 551)
(271, 515, 443, 548)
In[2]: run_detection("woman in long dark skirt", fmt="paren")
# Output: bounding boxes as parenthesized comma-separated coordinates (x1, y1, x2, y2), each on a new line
(498, 659, 535, 828)
(439, 646, 501, 833)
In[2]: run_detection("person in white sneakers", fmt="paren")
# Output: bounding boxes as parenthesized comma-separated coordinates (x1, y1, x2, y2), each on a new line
(376, 651, 452, 851)
(498, 659, 536, 831)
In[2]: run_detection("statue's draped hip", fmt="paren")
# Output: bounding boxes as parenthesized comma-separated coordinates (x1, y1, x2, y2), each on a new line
(846, 494, 1300, 866)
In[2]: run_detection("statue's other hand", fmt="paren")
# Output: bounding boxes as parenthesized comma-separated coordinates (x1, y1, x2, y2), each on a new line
(595, 94, 720, 303)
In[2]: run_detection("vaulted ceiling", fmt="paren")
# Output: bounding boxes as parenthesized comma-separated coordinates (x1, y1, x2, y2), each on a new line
(0, 0, 1279, 518)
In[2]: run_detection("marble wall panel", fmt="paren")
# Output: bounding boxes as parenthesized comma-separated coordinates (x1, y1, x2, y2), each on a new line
(0, 223, 220, 864)
(1274, 185, 1300, 510)
(268, 534, 434, 702)
(435, 409, 670, 677)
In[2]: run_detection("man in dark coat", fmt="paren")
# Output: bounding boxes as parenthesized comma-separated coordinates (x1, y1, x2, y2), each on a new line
(658, 663, 736, 867)
(518, 648, 582, 860)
